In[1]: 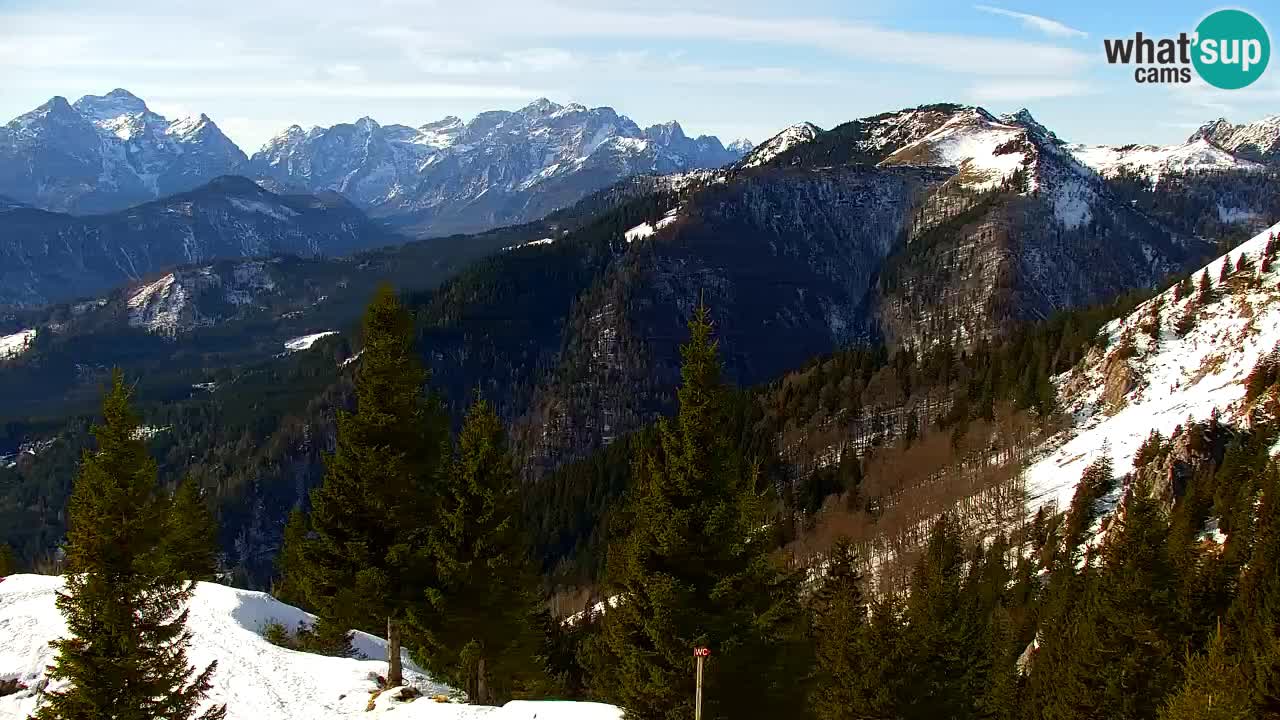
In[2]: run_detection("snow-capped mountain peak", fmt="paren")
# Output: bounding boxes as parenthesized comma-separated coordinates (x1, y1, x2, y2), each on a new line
(1190, 114, 1280, 164)
(878, 106, 1031, 190)
(1, 89, 248, 213)
(1001, 108, 1061, 144)
(73, 88, 150, 124)
(248, 100, 749, 235)
(738, 122, 820, 168)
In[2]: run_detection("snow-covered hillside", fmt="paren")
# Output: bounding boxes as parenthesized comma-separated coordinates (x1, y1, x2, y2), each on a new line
(0, 328, 36, 360)
(0, 574, 621, 720)
(1024, 221, 1280, 513)
(878, 108, 1029, 190)
(1069, 137, 1263, 182)
(737, 122, 821, 168)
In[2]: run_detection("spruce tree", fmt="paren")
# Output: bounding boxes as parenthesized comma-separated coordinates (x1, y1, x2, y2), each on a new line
(413, 395, 543, 705)
(0, 543, 16, 576)
(1198, 272, 1215, 304)
(1093, 474, 1185, 720)
(902, 515, 989, 720)
(586, 305, 803, 720)
(808, 539, 878, 720)
(1229, 463, 1280, 711)
(1159, 628, 1254, 720)
(302, 285, 449, 684)
(155, 480, 219, 582)
(34, 371, 224, 720)
(272, 508, 310, 609)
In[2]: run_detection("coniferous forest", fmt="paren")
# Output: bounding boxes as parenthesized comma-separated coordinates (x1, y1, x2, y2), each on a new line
(16, 271, 1280, 720)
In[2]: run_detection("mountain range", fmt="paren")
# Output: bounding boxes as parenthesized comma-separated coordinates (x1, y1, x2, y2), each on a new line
(0, 90, 750, 236)
(0, 176, 394, 309)
(2, 98, 1278, 583)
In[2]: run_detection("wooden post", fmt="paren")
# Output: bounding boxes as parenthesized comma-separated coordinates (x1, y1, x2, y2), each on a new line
(387, 616, 402, 687)
(694, 647, 710, 720)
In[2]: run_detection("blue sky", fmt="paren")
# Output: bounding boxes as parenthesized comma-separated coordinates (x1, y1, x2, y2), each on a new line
(2, 0, 1277, 151)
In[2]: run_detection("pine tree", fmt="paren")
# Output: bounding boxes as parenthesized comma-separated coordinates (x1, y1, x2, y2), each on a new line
(413, 395, 543, 705)
(807, 539, 881, 720)
(302, 285, 449, 685)
(1229, 463, 1280, 711)
(1159, 628, 1254, 720)
(0, 544, 16, 576)
(155, 480, 219, 582)
(1093, 474, 1185, 720)
(1176, 302, 1198, 337)
(1219, 259, 1232, 284)
(273, 508, 310, 609)
(34, 371, 224, 720)
(1174, 275, 1193, 303)
(902, 515, 990, 720)
(1198, 272, 1215, 304)
(586, 305, 804, 720)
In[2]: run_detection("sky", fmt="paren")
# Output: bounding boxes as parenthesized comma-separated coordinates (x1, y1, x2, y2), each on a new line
(2, 0, 1278, 152)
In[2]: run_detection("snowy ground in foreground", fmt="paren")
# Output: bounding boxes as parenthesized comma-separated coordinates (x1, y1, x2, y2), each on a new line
(0, 575, 621, 720)
(1023, 221, 1280, 514)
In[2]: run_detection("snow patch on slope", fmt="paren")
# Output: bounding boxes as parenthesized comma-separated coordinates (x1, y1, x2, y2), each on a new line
(1068, 138, 1263, 183)
(624, 207, 681, 243)
(879, 109, 1028, 190)
(738, 122, 821, 168)
(283, 331, 338, 353)
(0, 328, 37, 359)
(0, 575, 620, 720)
(1024, 221, 1280, 513)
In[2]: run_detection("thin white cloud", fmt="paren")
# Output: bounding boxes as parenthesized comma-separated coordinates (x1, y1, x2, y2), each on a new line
(360, 3, 1091, 77)
(974, 5, 1088, 40)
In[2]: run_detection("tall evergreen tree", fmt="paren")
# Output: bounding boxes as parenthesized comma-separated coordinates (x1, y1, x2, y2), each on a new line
(272, 508, 311, 609)
(902, 515, 989, 720)
(1159, 628, 1254, 720)
(301, 285, 449, 685)
(413, 395, 543, 705)
(1198, 272, 1215, 304)
(586, 305, 803, 720)
(1092, 475, 1185, 720)
(807, 539, 878, 720)
(155, 480, 219, 582)
(34, 371, 224, 720)
(0, 543, 16, 576)
(1229, 463, 1280, 712)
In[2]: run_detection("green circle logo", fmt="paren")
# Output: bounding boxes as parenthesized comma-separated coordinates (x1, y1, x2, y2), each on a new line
(1193, 9, 1270, 89)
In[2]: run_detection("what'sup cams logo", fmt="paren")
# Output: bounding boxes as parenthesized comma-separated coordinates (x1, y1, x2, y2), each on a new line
(1104, 8, 1270, 89)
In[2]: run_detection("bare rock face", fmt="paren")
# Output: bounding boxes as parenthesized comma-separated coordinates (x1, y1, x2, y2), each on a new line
(1131, 418, 1233, 511)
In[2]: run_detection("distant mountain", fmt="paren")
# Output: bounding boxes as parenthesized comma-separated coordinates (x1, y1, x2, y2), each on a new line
(0, 89, 247, 213)
(737, 123, 821, 168)
(248, 98, 748, 235)
(0, 176, 393, 309)
(1191, 115, 1280, 165)
(1068, 138, 1265, 181)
